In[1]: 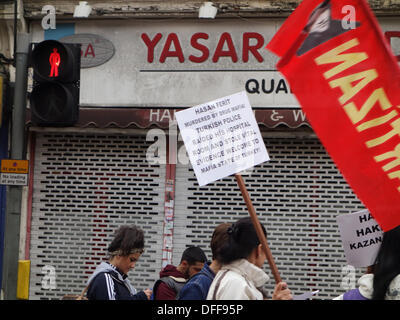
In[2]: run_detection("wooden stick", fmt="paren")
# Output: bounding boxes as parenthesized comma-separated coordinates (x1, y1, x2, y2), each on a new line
(234, 173, 282, 284)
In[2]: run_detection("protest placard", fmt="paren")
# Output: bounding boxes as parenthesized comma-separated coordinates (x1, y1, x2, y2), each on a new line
(176, 91, 282, 283)
(336, 209, 383, 267)
(175, 91, 269, 186)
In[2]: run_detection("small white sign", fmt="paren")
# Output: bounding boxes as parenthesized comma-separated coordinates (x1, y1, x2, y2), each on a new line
(176, 91, 270, 186)
(336, 209, 383, 268)
(0, 172, 28, 186)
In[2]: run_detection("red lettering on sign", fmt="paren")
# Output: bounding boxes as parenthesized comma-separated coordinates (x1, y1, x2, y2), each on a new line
(85, 43, 95, 57)
(243, 32, 264, 63)
(189, 32, 209, 63)
(141, 33, 162, 63)
(141, 32, 267, 63)
(212, 32, 238, 63)
(160, 33, 184, 63)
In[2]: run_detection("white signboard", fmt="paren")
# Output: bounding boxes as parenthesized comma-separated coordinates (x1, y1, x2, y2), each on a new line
(0, 173, 28, 186)
(336, 209, 383, 268)
(32, 19, 298, 108)
(31, 18, 400, 108)
(0, 159, 29, 186)
(176, 91, 269, 186)
(60, 34, 115, 68)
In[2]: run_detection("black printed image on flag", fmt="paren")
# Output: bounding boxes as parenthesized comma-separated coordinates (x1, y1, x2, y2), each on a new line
(297, 0, 361, 55)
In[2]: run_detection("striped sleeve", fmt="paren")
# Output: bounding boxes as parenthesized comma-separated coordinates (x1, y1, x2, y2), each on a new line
(87, 272, 116, 300)
(104, 273, 116, 300)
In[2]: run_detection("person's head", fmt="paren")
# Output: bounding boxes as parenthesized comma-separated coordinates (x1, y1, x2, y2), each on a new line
(178, 246, 207, 278)
(219, 217, 267, 268)
(210, 222, 231, 261)
(372, 225, 400, 300)
(107, 225, 145, 275)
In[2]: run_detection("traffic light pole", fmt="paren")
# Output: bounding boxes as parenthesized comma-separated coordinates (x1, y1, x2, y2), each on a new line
(2, 33, 30, 300)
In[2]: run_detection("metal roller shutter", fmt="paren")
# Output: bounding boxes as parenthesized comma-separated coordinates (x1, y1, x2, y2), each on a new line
(29, 132, 364, 300)
(173, 137, 365, 299)
(29, 133, 165, 299)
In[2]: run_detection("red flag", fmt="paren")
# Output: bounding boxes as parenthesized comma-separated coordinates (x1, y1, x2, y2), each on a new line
(267, 0, 400, 231)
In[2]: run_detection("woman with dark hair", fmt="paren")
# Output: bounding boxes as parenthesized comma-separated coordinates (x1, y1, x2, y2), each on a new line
(86, 225, 152, 300)
(334, 225, 400, 300)
(206, 217, 292, 300)
(179, 222, 231, 300)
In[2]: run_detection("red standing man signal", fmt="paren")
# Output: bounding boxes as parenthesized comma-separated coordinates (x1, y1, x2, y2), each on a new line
(49, 48, 60, 77)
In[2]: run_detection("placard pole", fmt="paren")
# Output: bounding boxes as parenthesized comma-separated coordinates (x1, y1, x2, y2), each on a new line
(235, 173, 282, 284)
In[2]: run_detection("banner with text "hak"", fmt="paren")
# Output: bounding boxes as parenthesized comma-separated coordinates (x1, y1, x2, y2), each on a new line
(267, 0, 400, 231)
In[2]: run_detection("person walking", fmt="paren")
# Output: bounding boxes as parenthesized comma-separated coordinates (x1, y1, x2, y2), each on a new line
(207, 217, 292, 300)
(153, 246, 207, 300)
(86, 225, 152, 300)
(179, 223, 231, 300)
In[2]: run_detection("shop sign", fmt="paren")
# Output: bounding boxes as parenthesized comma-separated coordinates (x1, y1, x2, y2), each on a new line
(32, 20, 399, 108)
(60, 33, 115, 68)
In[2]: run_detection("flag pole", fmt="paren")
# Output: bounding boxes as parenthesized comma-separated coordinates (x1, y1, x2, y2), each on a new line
(234, 173, 282, 284)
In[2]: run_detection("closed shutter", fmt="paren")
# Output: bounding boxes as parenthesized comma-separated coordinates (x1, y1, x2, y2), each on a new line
(29, 133, 365, 299)
(29, 133, 165, 299)
(173, 137, 365, 299)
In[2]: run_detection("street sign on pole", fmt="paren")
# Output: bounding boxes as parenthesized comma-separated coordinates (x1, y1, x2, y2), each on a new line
(0, 159, 29, 186)
(2, 32, 30, 300)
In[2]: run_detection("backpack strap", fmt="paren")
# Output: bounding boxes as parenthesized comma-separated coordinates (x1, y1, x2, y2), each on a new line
(211, 270, 229, 300)
(153, 276, 187, 299)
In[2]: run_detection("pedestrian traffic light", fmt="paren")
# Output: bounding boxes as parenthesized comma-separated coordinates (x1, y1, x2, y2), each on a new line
(30, 40, 81, 126)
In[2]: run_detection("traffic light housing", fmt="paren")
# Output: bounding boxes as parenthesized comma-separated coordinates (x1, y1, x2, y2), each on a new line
(30, 40, 81, 126)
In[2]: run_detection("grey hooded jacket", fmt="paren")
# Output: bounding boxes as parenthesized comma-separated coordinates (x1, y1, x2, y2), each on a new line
(86, 262, 147, 300)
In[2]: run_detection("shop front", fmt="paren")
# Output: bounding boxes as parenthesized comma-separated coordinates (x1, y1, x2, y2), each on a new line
(24, 16, 399, 299)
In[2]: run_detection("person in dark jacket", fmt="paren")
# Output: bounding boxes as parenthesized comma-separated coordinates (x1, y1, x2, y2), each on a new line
(86, 225, 152, 300)
(153, 246, 207, 300)
(179, 223, 231, 300)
